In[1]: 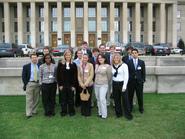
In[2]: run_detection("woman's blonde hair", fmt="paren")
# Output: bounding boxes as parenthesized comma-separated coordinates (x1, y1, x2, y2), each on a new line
(112, 52, 123, 65)
(63, 49, 72, 62)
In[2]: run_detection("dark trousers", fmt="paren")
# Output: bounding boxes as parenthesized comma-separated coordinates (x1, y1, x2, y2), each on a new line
(112, 81, 131, 117)
(41, 83, 57, 115)
(79, 86, 92, 116)
(128, 80, 144, 111)
(59, 87, 75, 115)
(75, 85, 81, 107)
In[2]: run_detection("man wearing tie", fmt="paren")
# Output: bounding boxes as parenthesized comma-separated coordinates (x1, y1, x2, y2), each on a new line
(22, 53, 40, 119)
(127, 48, 146, 114)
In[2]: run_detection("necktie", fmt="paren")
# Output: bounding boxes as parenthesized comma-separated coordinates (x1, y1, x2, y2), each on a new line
(34, 64, 37, 81)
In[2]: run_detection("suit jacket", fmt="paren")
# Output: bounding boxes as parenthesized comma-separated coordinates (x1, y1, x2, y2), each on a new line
(127, 58, 146, 83)
(22, 63, 40, 90)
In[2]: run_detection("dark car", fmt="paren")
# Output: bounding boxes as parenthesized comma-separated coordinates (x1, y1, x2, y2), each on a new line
(35, 47, 44, 56)
(180, 49, 185, 55)
(52, 45, 70, 56)
(144, 45, 153, 55)
(125, 42, 146, 55)
(152, 45, 166, 56)
(0, 43, 23, 57)
(154, 43, 171, 55)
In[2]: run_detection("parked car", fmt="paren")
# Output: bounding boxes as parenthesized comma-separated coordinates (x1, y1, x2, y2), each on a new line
(170, 48, 183, 54)
(151, 45, 166, 56)
(154, 43, 171, 55)
(125, 42, 146, 55)
(18, 44, 34, 56)
(0, 43, 23, 57)
(52, 45, 70, 56)
(35, 47, 44, 56)
(180, 49, 185, 55)
(144, 45, 153, 55)
(105, 42, 125, 55)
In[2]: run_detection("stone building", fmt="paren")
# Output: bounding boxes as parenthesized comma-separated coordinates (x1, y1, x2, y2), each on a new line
(0, 0, 184, 48)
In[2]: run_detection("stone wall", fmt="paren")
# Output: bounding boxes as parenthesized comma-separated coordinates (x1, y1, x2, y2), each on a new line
(0, 56, 185, 95)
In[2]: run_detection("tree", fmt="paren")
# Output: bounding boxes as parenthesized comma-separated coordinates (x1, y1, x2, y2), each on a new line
(177, 39, 185, 50)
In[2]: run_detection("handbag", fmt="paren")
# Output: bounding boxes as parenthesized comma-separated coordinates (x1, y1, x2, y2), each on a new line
(80, 89, 90, 101)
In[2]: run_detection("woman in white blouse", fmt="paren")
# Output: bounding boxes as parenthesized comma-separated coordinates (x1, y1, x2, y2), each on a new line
(112, 53, 133, 120)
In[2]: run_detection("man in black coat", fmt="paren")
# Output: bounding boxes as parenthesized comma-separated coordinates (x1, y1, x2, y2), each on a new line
(127, 48, 146, 114)
(22, 53, 41, 118)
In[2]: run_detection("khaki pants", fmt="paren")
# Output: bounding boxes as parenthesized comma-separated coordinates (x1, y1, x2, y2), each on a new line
(26, 82, 40, 116)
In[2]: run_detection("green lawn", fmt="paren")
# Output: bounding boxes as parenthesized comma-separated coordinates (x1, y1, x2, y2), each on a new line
(0, 94, 185, 139)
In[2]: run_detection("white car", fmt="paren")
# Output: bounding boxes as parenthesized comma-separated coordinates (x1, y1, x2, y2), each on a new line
(18, 44, 34, 56)
(171, 48, 183, 54)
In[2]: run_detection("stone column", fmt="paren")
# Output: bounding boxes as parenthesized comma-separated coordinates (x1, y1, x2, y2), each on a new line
(122, 2, 128, 44)
(172, 3, 177, 47)
(84, 1, 88, 43)
(44, 2, 50, 46)
(57, 1, 62, 45)
(135, 2, 140, 42)
(70, 1, 75, 48)
(17, 2, 23, 44)
(97, 1, 101, 46)
(30, 2, 36, 48)
(109, 1, 114, 42)
(159, 3, 166, 43)
(4, 2, 11, 43)
(147, 3, 153, 45)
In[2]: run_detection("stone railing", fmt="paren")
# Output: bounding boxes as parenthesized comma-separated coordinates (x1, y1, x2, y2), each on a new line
(0, 56, 185, 95)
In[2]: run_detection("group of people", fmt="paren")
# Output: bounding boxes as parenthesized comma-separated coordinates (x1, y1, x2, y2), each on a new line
(22, 41, 146, 121)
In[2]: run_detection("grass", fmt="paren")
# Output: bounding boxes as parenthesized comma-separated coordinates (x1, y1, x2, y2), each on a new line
(0, 94, 185, 139)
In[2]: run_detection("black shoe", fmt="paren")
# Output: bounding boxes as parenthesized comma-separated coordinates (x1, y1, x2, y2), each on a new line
(97, 115, 102, 118)
(125, 114, 133, 120)
(60, 112, 67, 117)
(26, 115, 32, 119)
(139, 109, 144, 114)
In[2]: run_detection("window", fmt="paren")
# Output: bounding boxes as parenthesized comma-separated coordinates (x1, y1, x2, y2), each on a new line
(1, 6, 4, 18)
(115, 33, 120, 42)
(26, 6, 30, 17)
(76, 8, 83, 17)
(115, 8, 119, 17)
(15, 35, 18, 43)
(153, 6, 156, 18)
(177, 10, 181, 18)
(152, 21, 155, 32)
(141, 6, 144, 18)
(114, 21, 120, 32)
(14, 22, 17, 32)
(51, 21, 57, 32)
(101, 20, 108, 32)
(64, 21, 70, 32)
(177, 22, 181, 32)
(101, 8, 107, 17)
(128, 21, 132, 32)
(64, 7, 70, 17)
(51, 7, 57, 17)
(26, 22, 30, 32)
(128, 7, 132, 18)
(14, 6, 17, 18)
(27, 35, 31, 44)
(39, 6, 44, 17)
(140, 35, 144, 42)
(153, 35, 155, 43)
(40, 34, 44, 44)
(88, 20, 96, 31)
(141, 21, 144, 32)
(39, 21, 44, 32)
(88, 8, 96, 17)
(3, 35, 5, 43)
(2, 22, 4, 32)
(129, 35, 132, 42)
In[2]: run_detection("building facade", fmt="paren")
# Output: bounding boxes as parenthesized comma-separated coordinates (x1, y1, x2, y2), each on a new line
(0, 0, 183, 48)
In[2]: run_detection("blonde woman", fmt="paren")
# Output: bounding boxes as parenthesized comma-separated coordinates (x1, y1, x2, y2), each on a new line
(57, 49, 77, 117)
(112, 53, 133, 120)
(94, 54, 112, 119)
(78, 54, 94, 116)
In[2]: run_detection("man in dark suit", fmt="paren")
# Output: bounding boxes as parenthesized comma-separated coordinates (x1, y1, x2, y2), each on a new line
(22, 53, 41, 118)
(81, 41, 92, 58)
(127, 48, 146, 114)
(122, 46, 133, 64)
